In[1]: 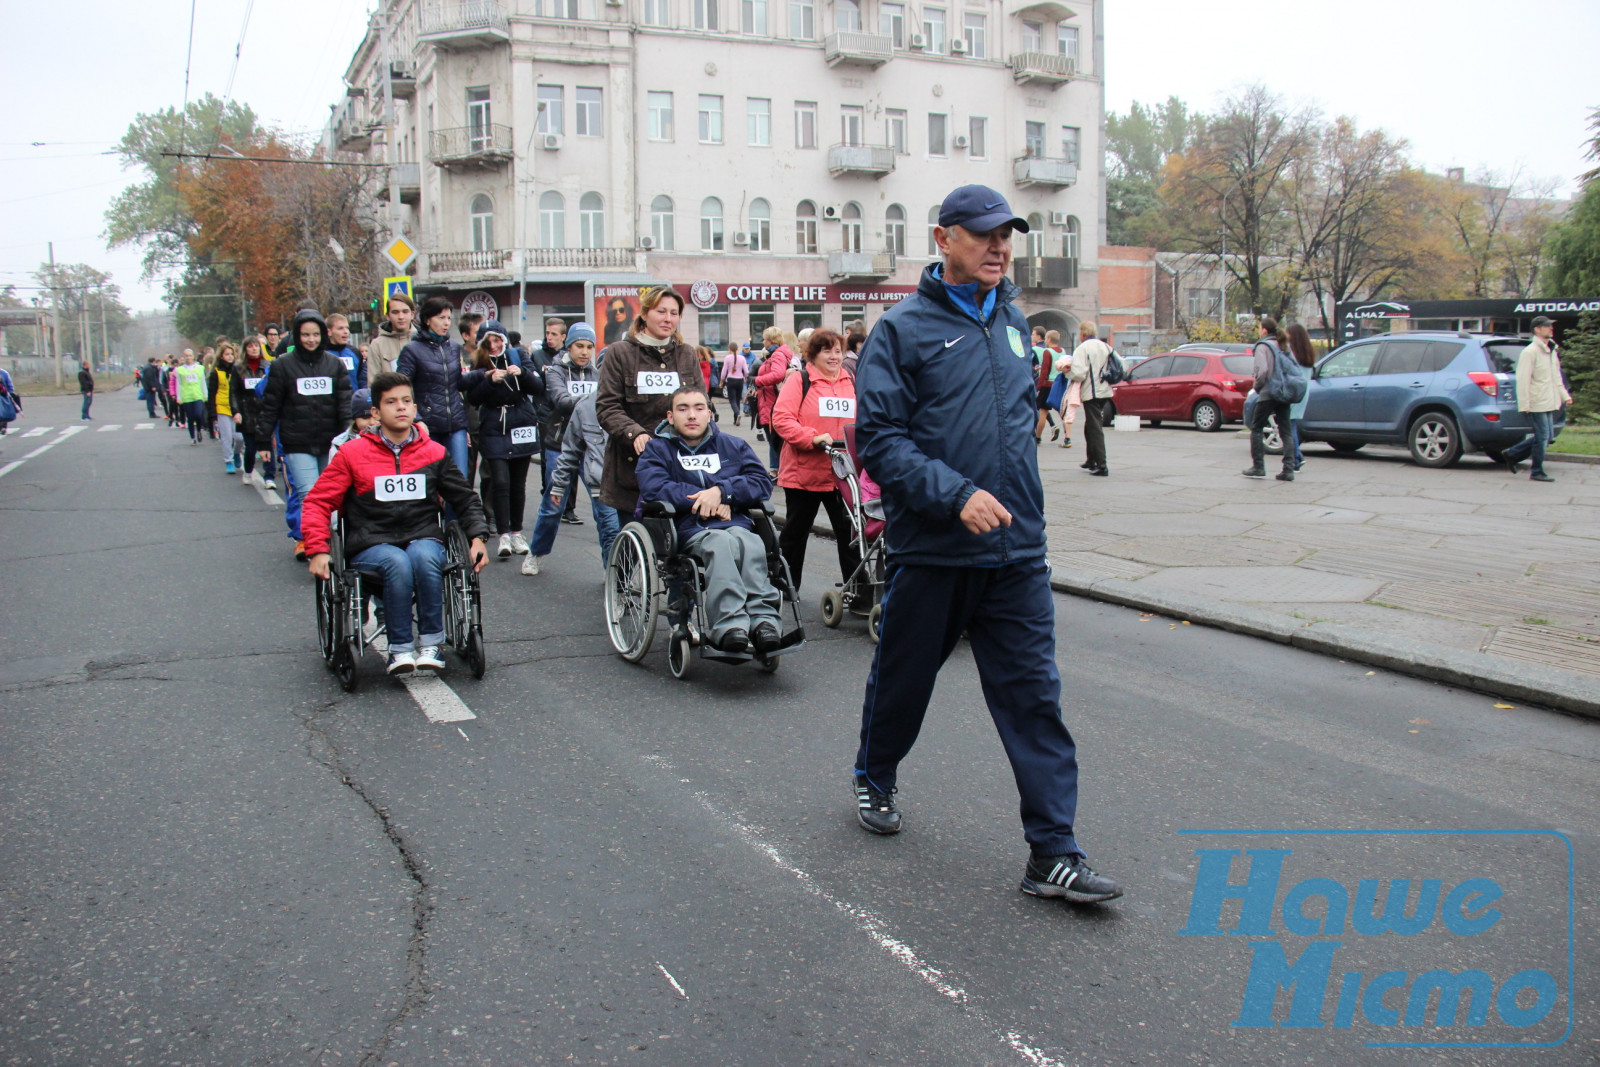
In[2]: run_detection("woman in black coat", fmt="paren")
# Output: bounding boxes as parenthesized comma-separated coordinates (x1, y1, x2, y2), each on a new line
(396, 296, 470, 475)
(461, 321, 539, 557)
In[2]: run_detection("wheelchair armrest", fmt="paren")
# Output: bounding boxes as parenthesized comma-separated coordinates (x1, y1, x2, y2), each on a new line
(641, 500, 680, 518)
(729, 499, 774, 517)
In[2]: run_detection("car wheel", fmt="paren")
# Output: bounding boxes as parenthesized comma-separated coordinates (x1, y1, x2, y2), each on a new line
(1191, 400, 1222, 433)
(1408, 412, 1462, 468)
(1148, 419, 1162, 428)
(1329, 442, 1364, 454)
(1262, 423, 1283, 455)
(1101, 401, 1117, 422)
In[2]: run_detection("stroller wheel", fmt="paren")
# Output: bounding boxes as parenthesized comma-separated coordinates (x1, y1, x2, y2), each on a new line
(867, 604, 883, 645)
(820, 588, 844, 628)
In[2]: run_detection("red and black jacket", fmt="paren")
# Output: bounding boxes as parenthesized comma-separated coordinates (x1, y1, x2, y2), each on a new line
(301, 425, 488, 558)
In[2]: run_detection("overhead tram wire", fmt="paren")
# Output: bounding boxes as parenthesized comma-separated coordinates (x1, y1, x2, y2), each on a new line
(208, 0, 258, 153)
(179, 0, 198, 158)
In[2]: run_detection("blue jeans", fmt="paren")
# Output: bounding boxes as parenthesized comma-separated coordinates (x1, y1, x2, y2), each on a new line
(527, 481, 620, 567)
(444, 428, 470, 477)
(1290, 420, 1303, 465)
(280, 451, 329, 541)
(81, 393, 93, 419)
(1504, 410, 1556, 474)
(352, 539, 446, 655)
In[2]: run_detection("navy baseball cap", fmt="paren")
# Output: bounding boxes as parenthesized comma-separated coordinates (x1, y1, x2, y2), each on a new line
(938, 185, 1030, 234)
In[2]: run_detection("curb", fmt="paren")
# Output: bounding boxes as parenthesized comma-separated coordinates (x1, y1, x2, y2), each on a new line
(1048, 566, 1600, 722)
(768, 504, 1600, 721)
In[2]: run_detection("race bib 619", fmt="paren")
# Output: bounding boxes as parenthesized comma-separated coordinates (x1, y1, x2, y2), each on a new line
(678, 453, 722, 473)
(818, 396, 856, 419)
(297, 376, 333, 396)
(373, 473, 426, 501)
(637, 371, 679, 394)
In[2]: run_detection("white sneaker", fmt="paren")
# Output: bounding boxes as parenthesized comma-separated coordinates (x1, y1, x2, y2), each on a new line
(263, 478, 277, 490)
(414, 646, 446, 671)
(386, 650, 417, 676)
(509, 532, 529, 554)
(521, 554, 541, 576)
(497, 533, 513, 558)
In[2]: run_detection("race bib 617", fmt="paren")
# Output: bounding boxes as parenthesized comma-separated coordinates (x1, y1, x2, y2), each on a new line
(568, 380, 598, 398)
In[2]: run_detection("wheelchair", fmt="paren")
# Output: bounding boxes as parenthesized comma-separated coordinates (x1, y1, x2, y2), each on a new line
(315, 511, 486, 692)
(604, 499, 805, 679)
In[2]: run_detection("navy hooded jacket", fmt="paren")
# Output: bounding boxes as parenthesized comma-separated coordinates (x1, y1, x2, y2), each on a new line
(634, 421, 774, 543)
(853, 262, 1046, 567)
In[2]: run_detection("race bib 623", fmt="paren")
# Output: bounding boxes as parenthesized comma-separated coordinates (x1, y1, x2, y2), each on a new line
(297, 376, 333, 396)
(637, 371, 679, 394)
(510, 426, 538, 445)
(373, 473, 426, 501)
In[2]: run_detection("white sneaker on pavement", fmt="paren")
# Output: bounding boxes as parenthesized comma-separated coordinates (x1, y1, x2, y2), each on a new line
(414, 646, 446, 671)
(497, 533, 513, 558)
(509, 532, 529, 554)
(521, 554, 541, 576)
(386, 650, 417, 676)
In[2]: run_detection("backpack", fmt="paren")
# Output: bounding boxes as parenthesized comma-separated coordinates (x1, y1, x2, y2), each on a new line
(1100, 348, 1128, 386)
(798, 363, 856, 405)
(1262, 341, 1308, 404)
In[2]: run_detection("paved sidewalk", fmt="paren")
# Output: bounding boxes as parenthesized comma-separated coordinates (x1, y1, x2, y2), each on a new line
(716, 404, 1600, 712)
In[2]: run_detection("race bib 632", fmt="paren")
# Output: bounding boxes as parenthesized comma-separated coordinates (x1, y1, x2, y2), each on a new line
(637, 371, 679, 394)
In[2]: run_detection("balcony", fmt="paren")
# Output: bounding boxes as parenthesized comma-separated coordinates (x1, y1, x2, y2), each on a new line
(387, 54, 417, 99)
(1011, 51, 1074, 87)
(827, 143, 896, 178)
(827, 250, 896, 281)
(428, 124, 514, 168)
(375, 161, 422, 204)
(524, 248, 642, 271)
(423, 247, 646, 282)
(1008, 0, 1076, 21)
(1012, 155, 1078, 187)
(426, 249, 515, 277)
(824, 31, 894, 67)
(333, 101, 372, 151)
(419, 0, 511, 49)
(1013, 256, 1079, 290)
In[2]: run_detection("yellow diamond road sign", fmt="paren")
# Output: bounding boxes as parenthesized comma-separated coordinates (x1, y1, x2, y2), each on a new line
(383, 235, 417, 269)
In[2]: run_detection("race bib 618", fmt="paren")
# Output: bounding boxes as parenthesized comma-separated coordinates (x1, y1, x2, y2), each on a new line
(297, 376, 333, 396)
(818, 396, 856, 419)
(373, 473, 426, 501)
(678, 453, 722, 474)
(637, 371, 679, 394)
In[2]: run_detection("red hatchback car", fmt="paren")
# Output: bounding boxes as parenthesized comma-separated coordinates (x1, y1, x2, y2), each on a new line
(1111, 349, 1257, 432)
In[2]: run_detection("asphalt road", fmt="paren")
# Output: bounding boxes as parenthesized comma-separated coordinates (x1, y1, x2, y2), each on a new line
(2, 389, 1596, 1066)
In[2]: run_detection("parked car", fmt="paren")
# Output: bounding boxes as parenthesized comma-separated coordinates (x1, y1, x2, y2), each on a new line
(1243, 332, 1564, 467)
(1173, 342, 1253, 354)
(1111, 350, 1258, 431)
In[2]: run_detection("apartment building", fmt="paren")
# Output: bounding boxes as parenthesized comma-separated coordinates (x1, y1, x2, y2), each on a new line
(333, 0, 1103, 343)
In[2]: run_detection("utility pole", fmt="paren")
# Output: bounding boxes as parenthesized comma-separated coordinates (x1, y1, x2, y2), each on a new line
(48, 242, 63, 388)
(99, 287, 108, 371)
(81, 295, 90, 372)
(379, 8, 402, 237)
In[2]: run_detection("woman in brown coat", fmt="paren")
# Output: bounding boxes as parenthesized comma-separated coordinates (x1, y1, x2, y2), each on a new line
(595, 285, 705, 513)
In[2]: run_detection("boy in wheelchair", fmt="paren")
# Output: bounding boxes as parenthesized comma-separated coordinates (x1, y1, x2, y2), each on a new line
(635, 385, 782, 654)
(303, 372, 490, 675)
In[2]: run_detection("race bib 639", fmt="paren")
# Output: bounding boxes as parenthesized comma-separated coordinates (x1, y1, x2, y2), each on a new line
(297, 376, 333, 396)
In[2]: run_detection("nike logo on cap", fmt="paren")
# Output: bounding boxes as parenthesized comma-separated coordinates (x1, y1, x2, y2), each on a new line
(984, 201, 1003, 209)
(944, 336, 965, 348)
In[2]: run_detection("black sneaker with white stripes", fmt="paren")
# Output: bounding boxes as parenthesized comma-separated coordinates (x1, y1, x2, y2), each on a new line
(1019, 852, 1123, 904)
(853, 772, 901, 835)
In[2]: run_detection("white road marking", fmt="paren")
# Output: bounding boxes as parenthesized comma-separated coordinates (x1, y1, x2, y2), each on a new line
(456, 727, 470, 740)
(20, 427, 50, 438)
(135, 423, 154, 429)
(57, 426, 85, 439)
(97, 424, 122, 432)
(255, 482, 284, 508)
(0, 461, 23, 479)
(655, 962, 689, 999)
(689, 792, 1077, 1067)
(22, 443, 54, 459)
(400, 673, 477, 723)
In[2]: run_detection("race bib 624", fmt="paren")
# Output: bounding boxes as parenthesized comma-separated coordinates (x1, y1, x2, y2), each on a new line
(678, 453, 722, 474)
(297, 376, 333, 396)
(373, 473, 426, 501)
(637, 371, 679, 394)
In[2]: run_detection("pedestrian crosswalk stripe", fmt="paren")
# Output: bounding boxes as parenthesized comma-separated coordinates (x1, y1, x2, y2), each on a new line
(97, 424, 122, 432)
(20, 427, 49, 438)
(134, 423, 153, 429)
(0, 461, 23, 479)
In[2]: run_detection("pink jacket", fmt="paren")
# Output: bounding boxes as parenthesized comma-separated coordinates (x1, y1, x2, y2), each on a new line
(754, 345, 792, 424)
(772, 367, 856, 492)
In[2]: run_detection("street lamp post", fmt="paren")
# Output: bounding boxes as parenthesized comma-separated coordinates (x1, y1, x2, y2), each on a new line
(516, 102, 548, 340)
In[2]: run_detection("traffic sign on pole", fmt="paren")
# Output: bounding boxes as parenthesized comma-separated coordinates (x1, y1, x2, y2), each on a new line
(382, 235, 417, 271)
(382, 277, 413, 315)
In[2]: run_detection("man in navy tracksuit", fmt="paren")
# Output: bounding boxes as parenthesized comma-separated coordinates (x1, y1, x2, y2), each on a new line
(851, 184, 1122, 905)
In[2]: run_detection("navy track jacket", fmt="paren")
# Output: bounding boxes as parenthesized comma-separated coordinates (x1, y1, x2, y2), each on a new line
(854, 263, 1047, 567)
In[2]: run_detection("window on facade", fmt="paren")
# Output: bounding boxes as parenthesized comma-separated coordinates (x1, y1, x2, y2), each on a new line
(694, 0, 718, 29)
(962, 13, 985, 57)
(790, 0, 813, 38)
(537, 84, 563, 135)
(698, 304, 730, 348)
(1058, 24, 1078, 62)
(926, 205, 940, 255)
(542, 0, 578, 16)
(642, 0, 669, 25)
(886, 109, 907, 154)
(794, 304, 822, 331)
(885, 204, 906, 255)
(579, 192, 605, 248)
(927, 113, 947, 156)
(749, 304, 776, 337)
(651, 195, 675, 250)
(840, 105, 863, 146)
(470, 194, 494, 251)
(795, 200, 818, 253)
(699, 94, 723, 143)
(741, 0, 767, 33)
(1025, 120, 1045, 158)
(576, 87, 603, 137)
(647, 91, 673, 140)
(922, 6, 944, 52)
(836, 0, 860, 31)
(880, 2, 904, 46)
(1186, 288, 1221, 320)
(1021, 19, 1042, 51)
(841, 201, 863, 253)
(540, 191, 566, 248)
(794, 101, 817, 148)
(1061, 125, 1080, 166)
(1025, 213, 1044, 258)
(749, 197, 771, 251)
(1063, 216, 1080, 261)
(747, 97, 771, 146)
(969, 116, 987, 158)
(840, 305, 865, 331)
(467, 87, 492, 150)
(701, 196, 724, 251)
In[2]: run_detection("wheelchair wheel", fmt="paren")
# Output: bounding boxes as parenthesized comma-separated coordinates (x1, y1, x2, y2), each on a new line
(759, 655, 781, 674)
(605, 524, 660, 662)
(334, 637, 360, 692)
(668, 632, 693, 680)
(467, 627, 487, 679)
(443, 522, 474, 654)
(316, 576, 338, 665)
(867, 603, 883, 645)
(820, 588, 844, 628)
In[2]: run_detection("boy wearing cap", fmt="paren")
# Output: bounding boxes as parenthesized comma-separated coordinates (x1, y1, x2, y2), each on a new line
(330, 388, 377, 454)
(1501, 315, 1571, 483)
(523, 323, 601, 573)
(848, 184, 1122, 905)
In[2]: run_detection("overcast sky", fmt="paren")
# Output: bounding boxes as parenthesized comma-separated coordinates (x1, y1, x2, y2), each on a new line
(2, 0, 1595, 312)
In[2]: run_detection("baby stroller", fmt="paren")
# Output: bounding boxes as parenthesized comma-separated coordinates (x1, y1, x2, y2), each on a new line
(820, 424, 887, 642)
